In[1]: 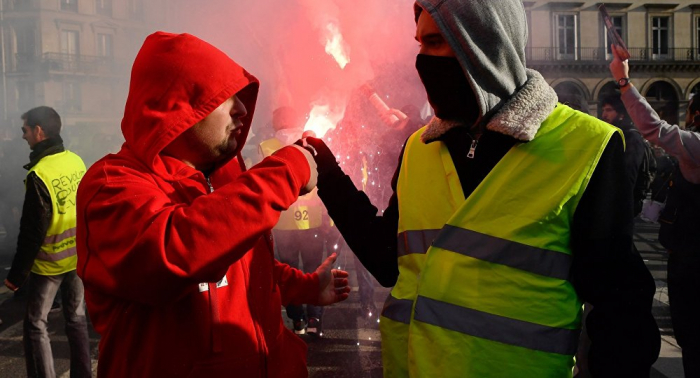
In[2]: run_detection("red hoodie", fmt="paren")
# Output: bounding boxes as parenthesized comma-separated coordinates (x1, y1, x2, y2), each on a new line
(76, 32, 318, 378)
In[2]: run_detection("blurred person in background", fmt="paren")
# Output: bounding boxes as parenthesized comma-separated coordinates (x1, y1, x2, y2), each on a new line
(611, 44, 700, 377)
(600, 94, 650, 217)
(260, 106, 328, 336)
(649, 146, 677, 205)
(571, 94, 651, 376)
(3, 106, 90, 378)
(302, 1, 660, 376)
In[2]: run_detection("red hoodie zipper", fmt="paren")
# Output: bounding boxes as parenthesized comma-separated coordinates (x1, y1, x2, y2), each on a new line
(236, 156, 272, 378)
(205, 176, 223, 354)
(238, 155, 277, 293)
(209, 164, 269, 377)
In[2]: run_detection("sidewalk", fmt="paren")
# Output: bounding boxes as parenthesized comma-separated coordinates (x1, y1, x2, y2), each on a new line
(635, 219, 684, 378)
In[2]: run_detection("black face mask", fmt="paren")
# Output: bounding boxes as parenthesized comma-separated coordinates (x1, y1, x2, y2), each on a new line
(415, 54, 478, 122)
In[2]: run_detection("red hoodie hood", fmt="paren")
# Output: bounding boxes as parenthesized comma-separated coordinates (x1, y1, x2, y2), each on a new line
(121, 31, 259, 180)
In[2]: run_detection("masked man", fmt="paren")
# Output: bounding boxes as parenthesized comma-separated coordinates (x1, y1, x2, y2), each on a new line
(301, 1, 660, 377)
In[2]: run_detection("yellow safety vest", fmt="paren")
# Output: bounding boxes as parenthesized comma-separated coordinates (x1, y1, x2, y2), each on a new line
(259, 138, 323, 230)
(28, 150, 86, 276)
(380, 105, 620, 378)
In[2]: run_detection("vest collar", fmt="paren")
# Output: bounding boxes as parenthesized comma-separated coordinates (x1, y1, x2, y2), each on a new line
(24, 136, 65, 170)
(421, 69, 557, 144)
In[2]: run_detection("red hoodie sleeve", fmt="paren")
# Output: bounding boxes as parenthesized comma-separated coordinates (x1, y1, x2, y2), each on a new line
(77, 146, 310, 306)
(274, 259, 320, 306)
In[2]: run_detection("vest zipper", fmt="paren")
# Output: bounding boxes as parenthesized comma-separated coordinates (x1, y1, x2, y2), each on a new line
(467, 132, 482, 159)
(467, 139, 478, 159)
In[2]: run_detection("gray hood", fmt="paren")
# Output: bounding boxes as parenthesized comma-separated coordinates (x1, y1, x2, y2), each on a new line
(415, 0, 558, 142)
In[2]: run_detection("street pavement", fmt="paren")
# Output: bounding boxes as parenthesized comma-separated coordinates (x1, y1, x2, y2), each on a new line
(0, 219, 686, 377)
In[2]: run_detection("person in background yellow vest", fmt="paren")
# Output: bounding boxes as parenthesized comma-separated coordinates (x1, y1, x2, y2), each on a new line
(4, 106, 91, 377)
(261, 107, 327, 336)
(299, 1, 661, 377)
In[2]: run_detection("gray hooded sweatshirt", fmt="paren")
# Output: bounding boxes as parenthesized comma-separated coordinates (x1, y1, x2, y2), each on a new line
(415, 0, 559, 143)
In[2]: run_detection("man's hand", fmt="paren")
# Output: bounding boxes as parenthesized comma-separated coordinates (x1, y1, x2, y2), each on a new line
(609, 44, 631, 93)
(295, 137, 340, 178)
(315, 253, 350, 306)
(4, 279, 18, 292)
(283, 145, 318, 196)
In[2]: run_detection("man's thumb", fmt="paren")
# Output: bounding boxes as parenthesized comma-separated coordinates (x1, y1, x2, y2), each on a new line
(322, 253, 338, 269)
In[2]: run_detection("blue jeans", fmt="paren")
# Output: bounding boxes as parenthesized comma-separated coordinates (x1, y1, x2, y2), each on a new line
(23, 271, 91, 378)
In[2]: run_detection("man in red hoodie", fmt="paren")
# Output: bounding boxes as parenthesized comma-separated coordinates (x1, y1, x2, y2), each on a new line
(75, 32, 350, 378)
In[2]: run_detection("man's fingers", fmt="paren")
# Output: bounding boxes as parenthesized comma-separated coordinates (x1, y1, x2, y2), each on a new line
(332, 269, 349, 278)
(335, 292, 350, 301)
(335, 286, 351, 294)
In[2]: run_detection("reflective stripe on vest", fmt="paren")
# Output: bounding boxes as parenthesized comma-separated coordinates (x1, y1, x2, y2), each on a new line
(36, 245, 77, 262)
(397, 229, 441, 257)
(433, 225, 572, 281)
(44, 227, 76, 245)
(401, 105, 620, 377)
(382, 229, 439, 323)
(413, 295, 579, 355)
(381, 294, 413, 325)
(29, 150, 85, 276)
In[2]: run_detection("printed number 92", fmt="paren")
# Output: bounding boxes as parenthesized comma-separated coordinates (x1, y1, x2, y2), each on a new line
(294, 210, 309, 221)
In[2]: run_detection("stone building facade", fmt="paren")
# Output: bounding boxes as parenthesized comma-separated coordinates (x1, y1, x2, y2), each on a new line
(0, 0, 165, 163)
(526, 0, 700, 126)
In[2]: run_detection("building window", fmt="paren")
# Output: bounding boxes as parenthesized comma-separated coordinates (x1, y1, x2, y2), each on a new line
(15, 26, 35, 56)
(95, 0, 111, 16)
(555, 14, 577, 60)
(646, 81, 679, 125)
(14, 26, 36, 70)
(62, 82, 82, 112)
(96, 33, 113, 57)
(60, 30, 79, 57)
(60, 0, 78, 12)
(651, 16, 670, 59)
(9, 0, 34, 10)
(604, 15, 625, 56)
(16, 81, 35, 112)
